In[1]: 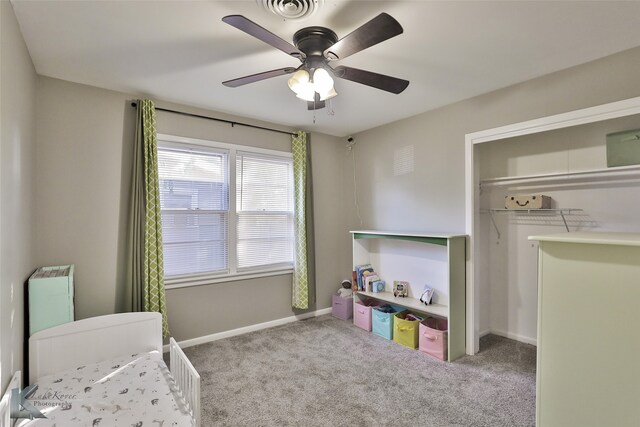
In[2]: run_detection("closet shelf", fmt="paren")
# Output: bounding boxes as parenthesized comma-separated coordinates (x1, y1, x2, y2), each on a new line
(480, 164, 640, 188)
(485, 208, 582, 214)
(482, 208, 583, 236)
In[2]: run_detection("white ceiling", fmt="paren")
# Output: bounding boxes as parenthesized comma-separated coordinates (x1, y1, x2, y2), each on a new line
(11, 1, 640, 137)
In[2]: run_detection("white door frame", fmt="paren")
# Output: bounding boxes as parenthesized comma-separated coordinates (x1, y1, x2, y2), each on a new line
(464, 96, 640, 354)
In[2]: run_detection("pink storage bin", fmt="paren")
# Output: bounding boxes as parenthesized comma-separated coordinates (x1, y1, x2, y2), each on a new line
(353, 300, 382, 331)
(332, 294, 353, 320)
(419, 317, 448, 361)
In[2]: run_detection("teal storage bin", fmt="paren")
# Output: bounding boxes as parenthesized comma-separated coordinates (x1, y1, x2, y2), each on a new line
(29, 265, 75, 336)
(372, 305, 405, 340)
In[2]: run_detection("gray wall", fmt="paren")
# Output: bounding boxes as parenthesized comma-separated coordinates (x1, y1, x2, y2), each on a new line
(344, 46, 640, 340)
(34, 77, 351, 341)
(10, 7, 640, 367)
(0, 1, 38, 390)
(478, 114, 640, 343)
(345, 46, 640, 233)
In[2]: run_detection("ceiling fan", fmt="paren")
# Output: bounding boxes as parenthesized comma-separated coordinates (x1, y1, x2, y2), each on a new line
(222, 13, 409, 110)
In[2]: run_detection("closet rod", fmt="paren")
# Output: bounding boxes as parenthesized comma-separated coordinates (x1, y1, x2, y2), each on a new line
(480, 164, 640, 188)
(130, 102, 296, 137)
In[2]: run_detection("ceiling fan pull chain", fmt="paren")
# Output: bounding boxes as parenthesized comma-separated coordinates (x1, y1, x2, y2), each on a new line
(326, 98, 335, 116)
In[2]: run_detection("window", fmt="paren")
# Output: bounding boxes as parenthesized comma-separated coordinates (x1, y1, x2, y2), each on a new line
(236, 152, 294, 270)
(157, 136, 294, 286)
(158, 145, 229, 278)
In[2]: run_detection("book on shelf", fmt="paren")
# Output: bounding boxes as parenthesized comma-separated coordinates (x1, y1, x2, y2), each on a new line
(363, 272, 380, 292)
(355, 264, 373, 291)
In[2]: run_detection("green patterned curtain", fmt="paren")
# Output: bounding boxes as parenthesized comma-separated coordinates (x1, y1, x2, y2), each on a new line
(292, 131, 315, 309)
(126, 99, 169, 336)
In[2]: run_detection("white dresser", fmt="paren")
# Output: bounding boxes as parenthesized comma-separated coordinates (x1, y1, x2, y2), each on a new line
(529, 232, 640, 427)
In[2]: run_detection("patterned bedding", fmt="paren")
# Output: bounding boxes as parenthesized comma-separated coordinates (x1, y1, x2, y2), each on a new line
(17, 351, 194, 426)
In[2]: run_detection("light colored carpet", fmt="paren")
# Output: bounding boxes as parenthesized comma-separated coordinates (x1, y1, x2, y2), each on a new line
(182, 315, 536, 426)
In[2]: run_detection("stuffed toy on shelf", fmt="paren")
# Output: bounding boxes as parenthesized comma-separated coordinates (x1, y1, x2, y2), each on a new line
(337, 280, 353, 298)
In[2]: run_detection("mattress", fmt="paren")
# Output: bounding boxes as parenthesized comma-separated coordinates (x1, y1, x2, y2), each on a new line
(17, 351, 194, 426)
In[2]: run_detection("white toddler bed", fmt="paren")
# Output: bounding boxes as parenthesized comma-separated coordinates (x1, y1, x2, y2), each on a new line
(10, 313, 200, 426)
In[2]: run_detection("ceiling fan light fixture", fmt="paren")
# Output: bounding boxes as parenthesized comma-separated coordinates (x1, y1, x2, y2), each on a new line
(312, 68, 332, 91)
(288, 68, 335, 101)
(288, 69, 310, 93)
(311, 68, 336, 101)
(222, 13, 408, 108)
(319, 86, 337, 101)
(295, 90, 316, 102)
(289, 69, 315, 101)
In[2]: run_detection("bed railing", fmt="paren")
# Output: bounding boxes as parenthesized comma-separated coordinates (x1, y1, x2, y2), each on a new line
(170, 337, 201, 427)
(1, 371, 21, 427)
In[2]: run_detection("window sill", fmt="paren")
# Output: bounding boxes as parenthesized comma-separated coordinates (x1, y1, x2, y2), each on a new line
(165, 268, 294, 290)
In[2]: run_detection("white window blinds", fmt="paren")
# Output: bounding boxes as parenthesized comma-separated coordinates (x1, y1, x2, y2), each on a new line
(236, 151, 294, 270)
(158, 145, 229, 277)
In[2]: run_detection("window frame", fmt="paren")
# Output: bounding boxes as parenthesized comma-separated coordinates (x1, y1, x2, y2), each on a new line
(236, 150, 295, 273)
(158, 134, 294, 290)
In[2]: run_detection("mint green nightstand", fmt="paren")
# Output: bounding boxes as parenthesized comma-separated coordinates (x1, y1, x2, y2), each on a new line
(28, 265, 75, 336)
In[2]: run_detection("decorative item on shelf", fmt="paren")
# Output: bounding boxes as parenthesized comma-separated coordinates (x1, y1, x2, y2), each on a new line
(393, 281, 409, 297)
(337, 280, 353, 298)
(419, 285, 434, 305)
(372, 280, 386, 293)
(606, 128, 640, 167)
(505, 194, 551, 209)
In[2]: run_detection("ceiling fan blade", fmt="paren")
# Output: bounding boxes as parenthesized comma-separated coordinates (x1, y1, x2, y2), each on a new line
(222, 15, 305, 59)
(223, 67, 297, 87)
(332, 65, 409, 94)
(324, 13, 403, 60)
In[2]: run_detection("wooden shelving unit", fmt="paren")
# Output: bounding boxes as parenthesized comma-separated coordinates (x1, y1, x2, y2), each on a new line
(350, 230, 467, 361)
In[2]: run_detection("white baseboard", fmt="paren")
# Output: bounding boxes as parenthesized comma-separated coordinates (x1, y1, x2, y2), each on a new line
(479, 328, 492, 338)
(164, 307, 333, 352)
(489, 328, 537, 346)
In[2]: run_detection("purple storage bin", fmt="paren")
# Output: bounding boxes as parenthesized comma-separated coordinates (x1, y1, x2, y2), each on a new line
(332, 294, 353, 320)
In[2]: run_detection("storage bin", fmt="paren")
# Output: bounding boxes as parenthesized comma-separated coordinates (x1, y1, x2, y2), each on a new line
(372, 305, 405, 340)
(393, 312, 422, 349)
(419, 317, 448, 361)
(505, 194, 551, 209)
(353, 300, 382, 331)
(29, 265, 75, 336)
(332, 294, 353, 320)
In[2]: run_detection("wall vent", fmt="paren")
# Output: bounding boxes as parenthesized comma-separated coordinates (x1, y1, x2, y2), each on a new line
(257, 0, 323, 21)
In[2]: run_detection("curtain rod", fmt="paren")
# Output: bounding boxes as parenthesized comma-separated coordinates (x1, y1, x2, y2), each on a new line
(130, 102, 296, 137)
